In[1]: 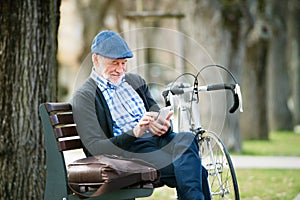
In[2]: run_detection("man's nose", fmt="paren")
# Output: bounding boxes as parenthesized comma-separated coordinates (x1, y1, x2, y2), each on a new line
(115, 64, 124, 72)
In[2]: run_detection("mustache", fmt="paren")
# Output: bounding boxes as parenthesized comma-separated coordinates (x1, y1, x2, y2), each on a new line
(110, 72, 122, 76)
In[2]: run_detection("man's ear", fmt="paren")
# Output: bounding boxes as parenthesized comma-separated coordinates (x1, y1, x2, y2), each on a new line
(92, 54, 98, 65)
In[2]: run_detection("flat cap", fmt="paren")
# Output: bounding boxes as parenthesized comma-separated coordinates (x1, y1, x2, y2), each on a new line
(91, 30, 133, 59)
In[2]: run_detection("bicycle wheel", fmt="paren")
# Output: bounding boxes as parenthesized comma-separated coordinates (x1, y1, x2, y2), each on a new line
(198, 131, 240, 200)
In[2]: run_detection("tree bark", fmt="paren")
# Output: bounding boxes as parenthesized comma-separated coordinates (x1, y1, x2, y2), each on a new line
(267, 0, 293, 131)
(237, 0, 270, 139)
(287, 0, 300, 126)
(242, 38, 269, 139)
(218, 1, 253, 151)
(241, 17, 270, 139)
(0, 0, 60, 199)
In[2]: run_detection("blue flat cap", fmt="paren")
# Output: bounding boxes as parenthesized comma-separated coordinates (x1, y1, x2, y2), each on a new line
(91, 30, 133, 59)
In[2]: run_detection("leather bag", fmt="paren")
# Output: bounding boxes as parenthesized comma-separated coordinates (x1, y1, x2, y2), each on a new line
(67, 154, 159, 198)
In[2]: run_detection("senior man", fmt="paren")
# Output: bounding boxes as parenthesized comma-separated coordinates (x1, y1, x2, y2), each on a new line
(71, 30, 210, 200)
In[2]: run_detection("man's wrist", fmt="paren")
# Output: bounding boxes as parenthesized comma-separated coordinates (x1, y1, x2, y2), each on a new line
(133, 126, 139, 138)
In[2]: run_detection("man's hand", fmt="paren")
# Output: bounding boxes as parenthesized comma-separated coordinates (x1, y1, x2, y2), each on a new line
(149, 110, 173, 137)
(133, 112, 157, 138)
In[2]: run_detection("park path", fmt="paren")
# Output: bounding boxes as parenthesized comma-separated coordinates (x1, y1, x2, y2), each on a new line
(231, 155, 300, 169)
(231, 155, 300, 200)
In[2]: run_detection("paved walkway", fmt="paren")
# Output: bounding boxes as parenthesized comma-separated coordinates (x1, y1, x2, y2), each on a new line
(231, 155, 300, 169)
(230, 155, 300, 200)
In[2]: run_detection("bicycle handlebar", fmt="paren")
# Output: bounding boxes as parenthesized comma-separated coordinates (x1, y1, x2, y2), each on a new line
(206, 84, 242, 113)
(162, 83, 243, 113)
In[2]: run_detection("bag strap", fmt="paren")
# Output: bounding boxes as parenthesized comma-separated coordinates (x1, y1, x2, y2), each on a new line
(68, 173, 144, 199)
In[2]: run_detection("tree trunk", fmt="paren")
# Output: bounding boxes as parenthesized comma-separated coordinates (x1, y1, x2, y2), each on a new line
(238, 0, 270, 140)
(287, 0, 300, 126)
(0, 0, 60, 199)
(218, 1, 253, 151)
(241, 20, 270, 139)
(267, 0, 293, 131)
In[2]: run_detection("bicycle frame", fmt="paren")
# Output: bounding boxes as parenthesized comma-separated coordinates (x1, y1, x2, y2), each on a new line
(162, 80, 242, 199)
(171, 84, 228, 195)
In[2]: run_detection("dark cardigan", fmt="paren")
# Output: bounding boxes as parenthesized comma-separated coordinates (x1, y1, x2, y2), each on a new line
(72, 73, 160, 156)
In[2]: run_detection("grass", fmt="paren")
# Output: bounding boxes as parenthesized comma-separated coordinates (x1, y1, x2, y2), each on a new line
(140, 169, 300, 200)
(138, 186, 176, 200)
(236, 169, 300, 200)
(138, 131, 300, 199)
(241, 131, 300, 156)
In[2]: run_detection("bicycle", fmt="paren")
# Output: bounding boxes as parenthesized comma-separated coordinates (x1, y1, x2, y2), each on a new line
(161, 65, 243, 199)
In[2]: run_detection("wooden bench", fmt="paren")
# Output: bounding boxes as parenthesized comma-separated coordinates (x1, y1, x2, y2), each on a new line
(39, 102, 155, 200)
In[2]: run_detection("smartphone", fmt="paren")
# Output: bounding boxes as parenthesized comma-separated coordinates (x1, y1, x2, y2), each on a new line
(157, 106, 172, 120)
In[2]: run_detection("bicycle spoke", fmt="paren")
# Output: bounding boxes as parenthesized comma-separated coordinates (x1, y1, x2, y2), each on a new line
(199, 131, 239, 199)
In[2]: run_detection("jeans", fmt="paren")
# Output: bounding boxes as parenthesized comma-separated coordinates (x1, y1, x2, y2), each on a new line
(123, 131, 211, 200)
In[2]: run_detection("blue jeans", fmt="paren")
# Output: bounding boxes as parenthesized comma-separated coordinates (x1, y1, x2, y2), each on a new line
(123, 132, 211, 200)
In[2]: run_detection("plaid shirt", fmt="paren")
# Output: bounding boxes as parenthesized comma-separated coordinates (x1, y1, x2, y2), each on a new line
(90, 70, 146, 136)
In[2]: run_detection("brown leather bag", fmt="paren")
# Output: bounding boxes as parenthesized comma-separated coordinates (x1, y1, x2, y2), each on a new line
(67, 154, 159, 198)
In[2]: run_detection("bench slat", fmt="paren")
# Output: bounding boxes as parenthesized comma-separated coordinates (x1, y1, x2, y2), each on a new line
(50, 114, 74, 126)
(54, 126, 78, 138)
(45, 102, 72, 113)
(58, 139, 83, 151)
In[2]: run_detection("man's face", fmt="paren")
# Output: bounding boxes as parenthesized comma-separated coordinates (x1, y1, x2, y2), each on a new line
(94, 55, 127, 85)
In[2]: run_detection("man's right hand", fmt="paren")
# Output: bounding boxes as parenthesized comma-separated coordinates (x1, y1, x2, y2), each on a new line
(133, 112, 157, 138)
